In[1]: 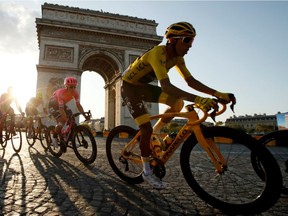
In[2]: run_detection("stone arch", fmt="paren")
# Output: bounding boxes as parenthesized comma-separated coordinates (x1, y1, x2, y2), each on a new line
(35, 3, 162, 129)
(79, 49, 123, 82)
(79, 49, 123, 129)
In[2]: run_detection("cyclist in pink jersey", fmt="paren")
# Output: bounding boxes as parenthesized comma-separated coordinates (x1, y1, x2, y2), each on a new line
(48, 77, 89, 147)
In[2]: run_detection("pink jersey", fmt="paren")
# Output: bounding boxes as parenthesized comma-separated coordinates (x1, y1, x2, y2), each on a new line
(52, 88, 80, 108)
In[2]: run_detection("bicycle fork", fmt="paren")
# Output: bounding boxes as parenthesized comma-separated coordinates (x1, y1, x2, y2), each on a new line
(193, 125, 227, 174)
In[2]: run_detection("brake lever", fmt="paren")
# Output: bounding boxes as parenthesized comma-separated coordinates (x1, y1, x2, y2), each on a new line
(228, 93, 236, 113)
(216, 93, 236, 113)
(210, 99, 219, 122)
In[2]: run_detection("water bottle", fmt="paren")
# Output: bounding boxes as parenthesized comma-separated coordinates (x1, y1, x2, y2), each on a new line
(151, 135, 162, 156)
(162, 134, 174, 151)
(61, 121, 71, 141)
(61, 122, 70, 134)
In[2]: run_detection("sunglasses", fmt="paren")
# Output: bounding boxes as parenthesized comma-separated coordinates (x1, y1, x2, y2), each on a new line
(173, 36, 194, 44)
(68, 86, 76, 89)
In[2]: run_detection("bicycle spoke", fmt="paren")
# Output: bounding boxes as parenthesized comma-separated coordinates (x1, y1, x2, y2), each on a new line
(106, 126, 143, 184)
(180, 126, 282, 214)
(72, 125, 97, 164)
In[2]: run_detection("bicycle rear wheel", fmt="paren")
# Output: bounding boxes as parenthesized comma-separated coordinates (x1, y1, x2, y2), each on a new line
(180, 126, 282, 215)
(39, 125, 49, 151)
(46, 126, 62, 157)
(25, 126, 36, 146)
(251, 130, 288, 195)
(106, 125, 143, 184)
(11, 126, 22, 153)
(72, 125, 97, 164)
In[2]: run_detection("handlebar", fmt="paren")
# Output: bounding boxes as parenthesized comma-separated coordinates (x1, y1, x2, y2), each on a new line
(70, 110, 92, 120)
(209, 93, 236, 121)
(62, 110, 92, 134)
(150, 97, 235, 125)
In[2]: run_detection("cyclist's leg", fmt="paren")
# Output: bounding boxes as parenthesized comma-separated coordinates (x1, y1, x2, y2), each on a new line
(0, 111, 3, 143)
(48, 99, 62, 147)
(25, 107, 34, 137)
(122, 81, 159, 158)
(153, 93, 184, 133)
(7, 107, 16, 135)
(122, 81, 166, 189)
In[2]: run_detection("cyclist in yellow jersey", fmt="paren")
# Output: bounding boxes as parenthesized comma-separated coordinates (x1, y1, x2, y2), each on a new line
(121, 22, 235, 189)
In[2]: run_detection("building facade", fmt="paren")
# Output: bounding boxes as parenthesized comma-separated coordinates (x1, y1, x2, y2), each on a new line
(225, 113, 277, 133)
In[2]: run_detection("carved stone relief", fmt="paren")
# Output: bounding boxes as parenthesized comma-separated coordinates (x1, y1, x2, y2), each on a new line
(44, 45, 74, 63)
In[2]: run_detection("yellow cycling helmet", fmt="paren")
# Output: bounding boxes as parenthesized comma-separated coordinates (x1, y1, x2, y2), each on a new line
(165, 22, 196, 39)
(36, 91, 43, 100)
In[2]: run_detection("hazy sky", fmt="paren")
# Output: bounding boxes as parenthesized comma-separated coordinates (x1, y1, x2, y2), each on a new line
(0, 0, 287, 123)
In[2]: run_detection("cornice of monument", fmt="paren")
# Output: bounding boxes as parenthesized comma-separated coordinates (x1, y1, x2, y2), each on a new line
(42, 3, 157, 25)
(36, 18, 162, 42)
(40, 3, 161, 38)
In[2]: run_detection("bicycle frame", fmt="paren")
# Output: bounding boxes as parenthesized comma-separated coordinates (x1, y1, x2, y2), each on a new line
(121, 104, 228, 173)
(60, 111, 90, 146)
(2, 114, 16, 140)
(59, 117, 76, 147)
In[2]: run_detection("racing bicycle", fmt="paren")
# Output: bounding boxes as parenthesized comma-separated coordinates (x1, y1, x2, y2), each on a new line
(0, 113, 23, 153)
(46, 111, 97, 165)
(25, 115, 49, 151)
(106, 98, 282, 215)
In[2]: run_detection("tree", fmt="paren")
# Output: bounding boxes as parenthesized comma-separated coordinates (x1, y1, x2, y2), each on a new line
(215, 121, 224, 126)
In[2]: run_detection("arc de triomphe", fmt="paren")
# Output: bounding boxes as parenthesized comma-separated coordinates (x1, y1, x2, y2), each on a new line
(36, 3, 162, 130)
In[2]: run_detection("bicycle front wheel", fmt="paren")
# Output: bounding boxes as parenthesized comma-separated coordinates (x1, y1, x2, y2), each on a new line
(11, 126, 22, 153)
(1, 129, 9, 148)
(180, 126, 282, 215)
(106, 125, 143, 184)
(39, 125, 49, 151)
(25, 127, 36, 146)
(72, 125, 97, 164)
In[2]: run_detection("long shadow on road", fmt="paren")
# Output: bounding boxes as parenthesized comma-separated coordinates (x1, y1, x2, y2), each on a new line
(26, 145, 199, 215)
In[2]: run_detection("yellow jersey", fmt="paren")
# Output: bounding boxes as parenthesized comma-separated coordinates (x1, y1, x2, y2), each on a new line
(122, 45, 192, 85)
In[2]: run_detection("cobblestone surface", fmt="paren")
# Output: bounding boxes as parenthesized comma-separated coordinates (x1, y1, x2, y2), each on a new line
(0, 135, 287, 216)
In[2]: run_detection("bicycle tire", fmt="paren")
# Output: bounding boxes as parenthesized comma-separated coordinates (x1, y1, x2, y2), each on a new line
(39, 125, 49, 151)
(72, 125, 97, 164)
(11, 126, 22, 153)
(106, 125, 143, 184)
(46, 126, 62, 157)
(180, 126, 282, 215)
(1, 129, 9, 148)
(251, 130, 288, 195)
(25, 126, 36, 146)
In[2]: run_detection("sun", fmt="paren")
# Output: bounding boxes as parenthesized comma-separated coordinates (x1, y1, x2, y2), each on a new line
(0, 56, 38, 114)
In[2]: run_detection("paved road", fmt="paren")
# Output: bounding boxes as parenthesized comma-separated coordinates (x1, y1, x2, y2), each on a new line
(0, 134, 287, 216)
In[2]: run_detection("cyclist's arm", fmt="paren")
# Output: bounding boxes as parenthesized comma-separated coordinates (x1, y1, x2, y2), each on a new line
(159, 78, 198, 102)
(175, 59, 216, 96)
(41, 101, 48, 114)
(75, 102, 85, 115)
(73, 90, 85, 116)
(185, 76, 216, 96)
(76, 102, 89, 120)
(14, 98, 24, 114)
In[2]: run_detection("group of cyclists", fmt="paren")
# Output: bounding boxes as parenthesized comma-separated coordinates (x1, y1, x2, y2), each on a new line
(0, 21, 235, 190)
(0, 77, 89, 148)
